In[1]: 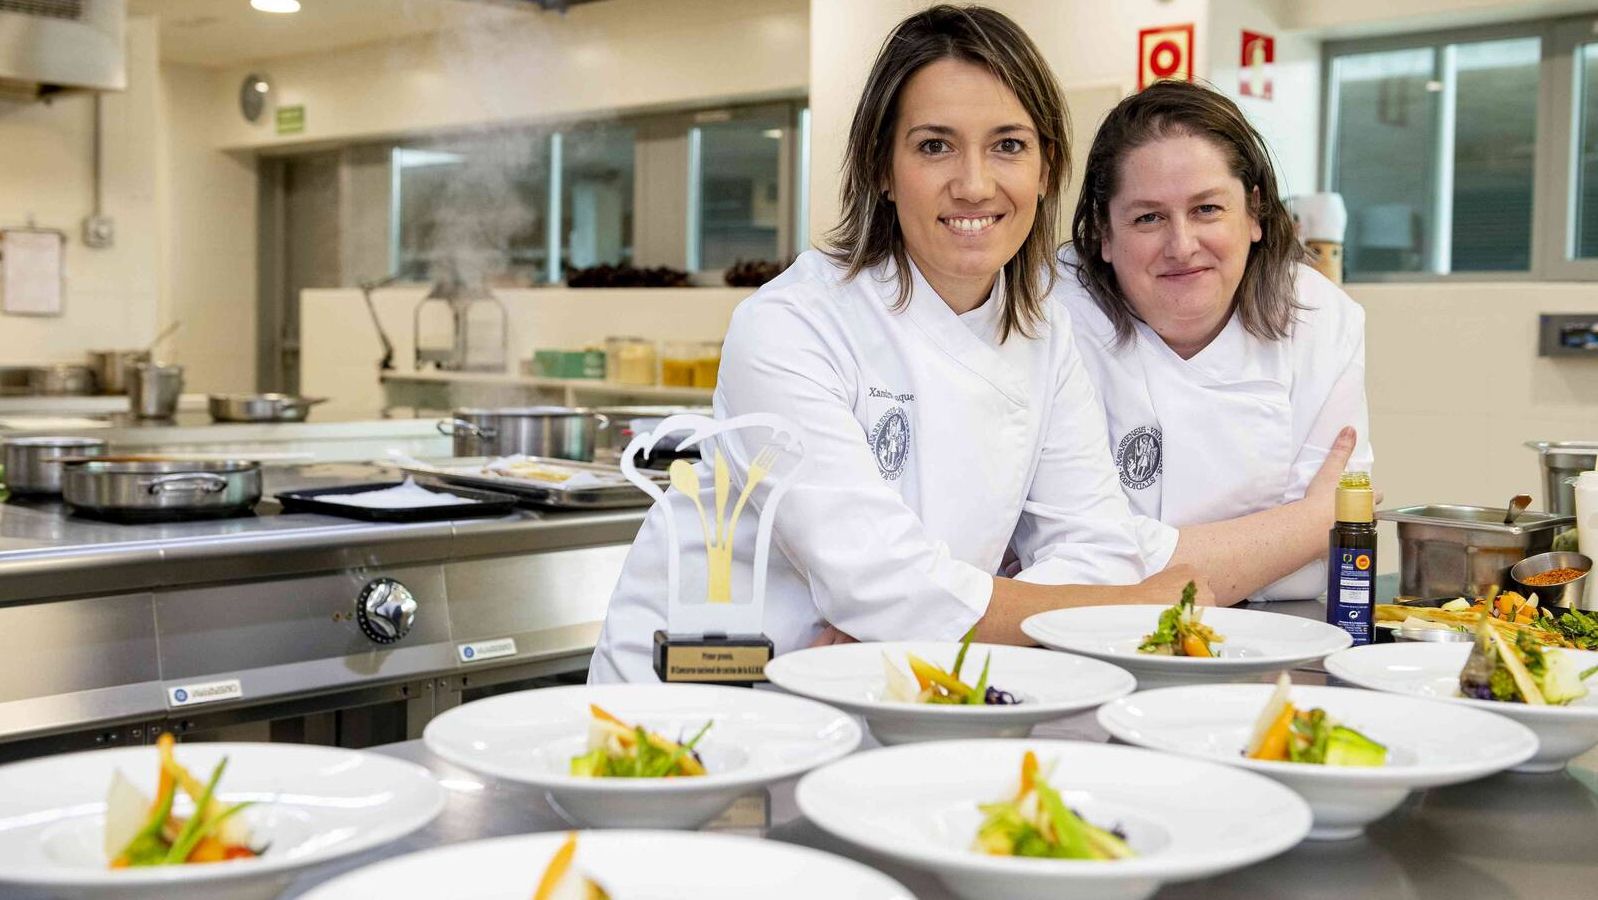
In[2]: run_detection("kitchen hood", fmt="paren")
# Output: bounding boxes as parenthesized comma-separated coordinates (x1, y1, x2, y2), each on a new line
(0, 0, 125, 102)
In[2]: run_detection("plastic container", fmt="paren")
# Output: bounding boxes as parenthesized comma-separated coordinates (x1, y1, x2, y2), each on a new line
(660, 341, 697, 387)
(1576, 470, 1598, 607)
(606, 337, 657, 386)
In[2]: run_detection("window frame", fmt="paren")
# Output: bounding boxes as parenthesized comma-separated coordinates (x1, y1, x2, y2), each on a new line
(1319, 17, 1598, 282)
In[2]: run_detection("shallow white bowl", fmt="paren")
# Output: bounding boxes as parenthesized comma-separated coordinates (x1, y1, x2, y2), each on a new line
(764, 641, 1135, 744)
(422, 683, 861, 828)
(300, 828, 914, 899)
(1022, 605, 1353, 689)
(1325, 642, 1598, 773)
(1097, 683, 1538, 839)
(0, 743, 444, 900)
(795, 739, 1311, 900)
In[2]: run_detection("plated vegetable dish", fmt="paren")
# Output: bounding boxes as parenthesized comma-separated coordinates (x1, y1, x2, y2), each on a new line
(569, 704, 711, 778)
(1244, 674, 1387, 766)
(1458, 611, 1596, 706)
(105, 733, 261, 868)
(1138, 581, 1222, 657)
(533, 833, 610, 900)
(972, 751, 1134, 860)
(882, 630, 1019, 706)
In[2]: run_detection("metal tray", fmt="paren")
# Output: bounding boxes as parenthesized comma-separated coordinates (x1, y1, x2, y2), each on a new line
(276, 481, 519, 522)
(396, 456, 666, 510)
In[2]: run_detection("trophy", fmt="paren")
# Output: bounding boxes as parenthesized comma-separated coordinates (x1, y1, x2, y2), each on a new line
(619, 412, 805, 685)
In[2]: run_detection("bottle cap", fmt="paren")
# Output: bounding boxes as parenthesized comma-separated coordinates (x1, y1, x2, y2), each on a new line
(1335, 471, 1374, 523)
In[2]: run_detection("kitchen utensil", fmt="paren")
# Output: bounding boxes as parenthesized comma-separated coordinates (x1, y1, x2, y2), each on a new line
(1505, 494, 1533, 525)
(1, 437, 107, 495)
(145, 319, 181, 355)
(422, 683, 861, 829)
(62, 458, 261, 522)
(1021, 604, 1354, 690)
(207, 393, 327, 423)
(393, 454, 665, 510)
(1097, 684, 1537, 840)
(0, 743, 443, 900)
(85, 349, 149, 395)
(1325, 642, 1598, 773)
(299, 831, 913, 900)
(1525, 441, 1598, 515)
(127, 363, 183, 419)
(720, 443, 778, 561)
(796, 740, 1312, 900)
(275, 481, 518, 523)
(1378, 504, 1575, 599)
(765, 641, 1135, 745)
(25, 364, 95, 396)
(437, 407, 610, 461)
(668, 459, 714, 549)
(1509, 550, 1592, 610)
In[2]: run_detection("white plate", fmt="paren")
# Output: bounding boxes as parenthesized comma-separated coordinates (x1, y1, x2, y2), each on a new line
(1097, 684, 1538, 839)
(0, 743, 444, 900)
(422, 683, 862, 828)
(796, 739, 1311, 900)
(1022, 605, 1353, 689)
(764, 641, 1135, 744)
(299, 828, 914, 899)
(1325, 642, 1598, 773)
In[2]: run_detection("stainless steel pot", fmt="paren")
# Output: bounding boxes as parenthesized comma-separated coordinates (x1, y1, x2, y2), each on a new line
(129, 363, 184, 419)
(2, 437, 108, 495)
(1526, 441, 1598, 515)
(27, 365, 96, 396)
(1378, 504, 1575, 600)
(87, 349, 151, 395)
(208, 393, 327, 423)
(438, 407, 610, 461)
(62, 458, 261, 522)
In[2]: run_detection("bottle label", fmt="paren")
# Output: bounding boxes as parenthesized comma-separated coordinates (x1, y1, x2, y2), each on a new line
(1329, 548, 1374, 645)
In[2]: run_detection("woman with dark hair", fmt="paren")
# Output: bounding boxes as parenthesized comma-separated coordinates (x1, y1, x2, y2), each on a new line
(1058, 80, 1371, 605)
(591, 5, 1207, 683)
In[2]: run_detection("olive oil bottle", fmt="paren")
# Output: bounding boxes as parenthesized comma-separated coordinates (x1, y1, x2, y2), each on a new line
(1327, 472, 1376, 645)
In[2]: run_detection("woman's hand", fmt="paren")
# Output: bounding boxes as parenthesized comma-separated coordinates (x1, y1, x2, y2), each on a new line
(809, 624, 858, 647)
(1305, 426, 1359, 515)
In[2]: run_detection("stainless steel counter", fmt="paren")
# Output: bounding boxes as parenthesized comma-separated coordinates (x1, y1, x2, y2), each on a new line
(275, 696, 1598, 899)
(0, 463, 645, 601)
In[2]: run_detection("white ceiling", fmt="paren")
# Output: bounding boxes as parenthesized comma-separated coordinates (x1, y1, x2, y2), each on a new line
(127, 0, 533, 68)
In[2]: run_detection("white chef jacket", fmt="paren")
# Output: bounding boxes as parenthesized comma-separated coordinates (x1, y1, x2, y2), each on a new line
(1051, 248, 1373, 602)
(588, 250, 1150, 683)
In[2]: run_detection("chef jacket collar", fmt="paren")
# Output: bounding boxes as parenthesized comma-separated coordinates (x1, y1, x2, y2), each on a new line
(887, 255, 1032, 408)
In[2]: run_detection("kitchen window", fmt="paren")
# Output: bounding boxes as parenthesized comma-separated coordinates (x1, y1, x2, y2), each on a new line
(390, 101, 806, 284)
(1323, 17, 1598, 281)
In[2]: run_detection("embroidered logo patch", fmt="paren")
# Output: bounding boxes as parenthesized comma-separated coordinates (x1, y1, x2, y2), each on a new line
(869, 406, 911, 480)
(1116, 425, 1162, 491)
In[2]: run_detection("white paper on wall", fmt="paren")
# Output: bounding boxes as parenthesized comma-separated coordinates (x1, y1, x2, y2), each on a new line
(0, 229, 65, 317)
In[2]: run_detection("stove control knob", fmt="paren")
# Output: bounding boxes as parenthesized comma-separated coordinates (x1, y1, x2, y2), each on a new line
(357, 578, 416, 644)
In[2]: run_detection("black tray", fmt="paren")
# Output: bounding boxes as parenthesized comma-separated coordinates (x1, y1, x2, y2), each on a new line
(275, 481, 519, 522)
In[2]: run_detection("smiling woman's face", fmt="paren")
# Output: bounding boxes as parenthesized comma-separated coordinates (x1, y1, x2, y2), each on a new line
(887, 57, 1046, 310)
(1100, 133, 1261, 358)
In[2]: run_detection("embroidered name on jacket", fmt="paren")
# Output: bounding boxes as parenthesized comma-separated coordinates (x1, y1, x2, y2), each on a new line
(870, 406, 911, 480)
(1116, 425, 1162, 490)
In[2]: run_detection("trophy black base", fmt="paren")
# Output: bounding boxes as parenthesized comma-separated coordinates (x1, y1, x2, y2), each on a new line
(653, 631, 774, 686)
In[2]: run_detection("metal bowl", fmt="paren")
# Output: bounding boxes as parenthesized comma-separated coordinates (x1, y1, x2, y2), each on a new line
(1510, 550, 1592, 611)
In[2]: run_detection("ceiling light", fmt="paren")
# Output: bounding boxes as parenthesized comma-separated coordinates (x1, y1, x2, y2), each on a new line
(251, 0, 301, 13)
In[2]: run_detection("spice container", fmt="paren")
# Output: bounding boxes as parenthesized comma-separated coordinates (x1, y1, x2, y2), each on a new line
(693, 341, 721, 389)
(606, 337, 657, 386)
(660, 341, 698, 388)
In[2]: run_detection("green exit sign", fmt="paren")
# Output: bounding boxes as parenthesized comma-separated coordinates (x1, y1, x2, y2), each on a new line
(275, 105, 305, 135)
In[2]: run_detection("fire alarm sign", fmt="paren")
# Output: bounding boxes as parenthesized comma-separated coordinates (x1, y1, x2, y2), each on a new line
(1139, 24, 1194, 91)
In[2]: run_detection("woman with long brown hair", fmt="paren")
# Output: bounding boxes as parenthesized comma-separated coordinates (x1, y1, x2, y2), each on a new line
(1058, 80, 1370, 605)
(591, 5, 1207, 683)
